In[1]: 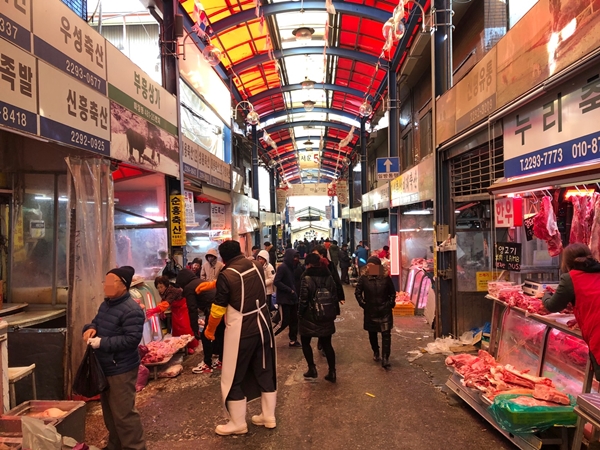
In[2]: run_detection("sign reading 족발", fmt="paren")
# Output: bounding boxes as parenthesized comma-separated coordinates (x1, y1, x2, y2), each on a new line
(32, 0, 107, 95)
(0, 38, 38, 135)
(0, 0, 33, 51)
(38, 60, 110, 155)
(169, 195, 186, 246)
(106, 42, 179, 177)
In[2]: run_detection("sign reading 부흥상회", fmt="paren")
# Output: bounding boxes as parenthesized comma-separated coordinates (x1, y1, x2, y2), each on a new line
(106, 42, 179, 177)
(169, 195, 186, 247)
(504, 66, 600, 178)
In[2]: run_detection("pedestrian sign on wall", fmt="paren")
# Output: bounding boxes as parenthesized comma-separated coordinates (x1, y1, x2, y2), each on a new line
(169, 195, 186, 246)
(376, 157, 399, 180)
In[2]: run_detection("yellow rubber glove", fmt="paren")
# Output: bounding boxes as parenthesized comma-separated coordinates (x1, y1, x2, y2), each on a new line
(195, 280, 216, 294)
(204, 314, 222, 341)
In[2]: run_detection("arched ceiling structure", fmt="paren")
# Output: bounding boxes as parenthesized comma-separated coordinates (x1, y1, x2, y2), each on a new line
(179, 0, 430, 184)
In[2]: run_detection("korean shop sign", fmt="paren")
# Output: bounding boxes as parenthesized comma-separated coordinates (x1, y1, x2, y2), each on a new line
(0, 0, 32, 51)
(299, 151, 320, 169)
(106, 42, 179, 177)
(32, 0, 107, 94)
(0, 38, 37, 135)
(390, 156, 434, 207)
(494, 197, 523, 228)
(38, 60, 110, 155)
(169, 195, 186, 247)
(182, 137, 231, 189)
(494, 242, 522, 272)
(455, 47, 497, 134)
(504, 66, 600, 178)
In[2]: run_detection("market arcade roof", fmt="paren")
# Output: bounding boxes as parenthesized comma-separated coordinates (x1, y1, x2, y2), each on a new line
(179, 0, 429, 184)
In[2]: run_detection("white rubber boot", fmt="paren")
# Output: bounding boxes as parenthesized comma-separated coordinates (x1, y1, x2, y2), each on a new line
(251, 391, 277, 429)
(215, 399, 248, 435)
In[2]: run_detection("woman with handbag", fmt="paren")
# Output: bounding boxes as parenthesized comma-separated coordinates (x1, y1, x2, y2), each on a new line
(354, 256, 396, 369)
(298, 253, 339, 383)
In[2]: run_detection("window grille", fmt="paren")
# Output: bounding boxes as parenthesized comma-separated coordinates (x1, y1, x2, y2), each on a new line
(451, 139, 503, 198)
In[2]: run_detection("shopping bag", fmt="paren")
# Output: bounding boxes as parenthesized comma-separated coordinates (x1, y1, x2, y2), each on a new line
(73, 345, 108, 398)
(21, 416, 62, 450)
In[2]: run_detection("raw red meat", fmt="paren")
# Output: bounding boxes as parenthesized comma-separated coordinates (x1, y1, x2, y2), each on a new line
(533, 384, 571, 405)
(510, 396, 558, 407)
(570, 196, 589, 245)
(590, 193, 600, 260)
(503, 364, 554, 386)
(533, 196, 563, 257)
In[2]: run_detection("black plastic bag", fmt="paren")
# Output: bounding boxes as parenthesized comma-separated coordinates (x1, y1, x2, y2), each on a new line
(73, 345, 108, 397)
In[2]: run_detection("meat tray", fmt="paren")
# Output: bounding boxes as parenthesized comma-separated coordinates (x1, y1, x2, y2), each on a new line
(5, 400, 86, 443)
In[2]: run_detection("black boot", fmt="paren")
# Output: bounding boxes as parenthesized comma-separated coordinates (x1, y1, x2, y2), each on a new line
(381, 331, 391, 369)
(373, 350, 381, 362)
(303, 365, 318, 378)
(324, 369, 336, 383)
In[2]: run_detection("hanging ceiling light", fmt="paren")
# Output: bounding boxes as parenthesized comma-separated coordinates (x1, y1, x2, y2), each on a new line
(359, 100, 373, 117)
(292, 27, 315, 41)
(394, 18, 406, 41)
(202, 44, 222, 67)
(301, 77, 316, 90)
(306, 172, 313, 180)
(303, 100, 316, 112)
(268, 159, 277, 168)
(246, 109, 260, 125)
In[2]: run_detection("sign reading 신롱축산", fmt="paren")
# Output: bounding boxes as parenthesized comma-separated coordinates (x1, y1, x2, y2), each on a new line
(38, 60, 111, 155)
(169, 195, 186, 246)
(106, 41, 179, 177)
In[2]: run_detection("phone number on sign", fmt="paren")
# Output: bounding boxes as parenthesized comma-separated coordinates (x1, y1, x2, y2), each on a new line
(70, 130, 105, 152)
(66, 60, 102, 90)
(518, 135, 600, 173)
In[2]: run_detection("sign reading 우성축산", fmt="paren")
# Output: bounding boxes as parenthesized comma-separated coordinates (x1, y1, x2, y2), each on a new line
(169, 195, 186, 247)
(32, 0, 107, 94)
(106, 41, 179, 177)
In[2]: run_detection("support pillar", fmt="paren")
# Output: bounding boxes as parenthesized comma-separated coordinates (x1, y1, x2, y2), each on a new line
(348, 168, 355, 249)
(252, 124, 260, 247)
(270, 169, 278, 249)
(360, 118, 369, 248)
(388, 65, 400, 289)
(433, 0, 453, 336)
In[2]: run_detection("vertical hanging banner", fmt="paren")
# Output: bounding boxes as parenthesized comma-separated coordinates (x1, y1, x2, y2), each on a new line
(169, 195, 186, 246)
(184, 190, 197, 227)
(276, 188, 287, 213)
(288, 206, 295, 222)
(106, 42, 179, 177)
(325, 206, 333, 220)
(210, 203, 226, 230)
(336, 181, 349, 205)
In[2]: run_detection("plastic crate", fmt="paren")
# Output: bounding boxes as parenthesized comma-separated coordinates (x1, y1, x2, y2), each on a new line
(393, 304, 415, 316)
(6, 400, 86, 442)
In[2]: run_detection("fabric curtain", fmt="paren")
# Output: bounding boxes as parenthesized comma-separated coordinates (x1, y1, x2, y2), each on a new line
(65, 157, 115, 396)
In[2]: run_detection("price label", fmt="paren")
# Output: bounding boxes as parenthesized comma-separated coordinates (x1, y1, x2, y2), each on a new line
(495, 242, 522, 272)
(524, 214, 536, 241)
(495, 197, 523, 228)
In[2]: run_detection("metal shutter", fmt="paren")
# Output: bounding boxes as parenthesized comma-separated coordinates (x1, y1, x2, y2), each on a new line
(451, 139, 503, 200)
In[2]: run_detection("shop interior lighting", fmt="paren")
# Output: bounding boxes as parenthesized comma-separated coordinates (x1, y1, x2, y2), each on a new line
(402, 209, 433, 215)
(390, 235, 400, 276)
(564, 188, 596, 199)
(145, 207, 159, 213)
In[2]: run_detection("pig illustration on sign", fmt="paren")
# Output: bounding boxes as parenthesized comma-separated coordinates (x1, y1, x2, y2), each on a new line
(126, 128, 159, 167)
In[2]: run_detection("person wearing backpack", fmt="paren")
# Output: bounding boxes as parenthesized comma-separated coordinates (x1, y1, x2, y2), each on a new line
(298, 253, 339, 383)
(354, 256, 396, 369)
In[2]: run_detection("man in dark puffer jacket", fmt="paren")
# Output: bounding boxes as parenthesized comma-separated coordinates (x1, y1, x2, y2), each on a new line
(82, 266, 146, 450)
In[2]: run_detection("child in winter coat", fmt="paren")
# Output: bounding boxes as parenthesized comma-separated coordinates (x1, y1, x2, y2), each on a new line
(148, 276, 199, 353)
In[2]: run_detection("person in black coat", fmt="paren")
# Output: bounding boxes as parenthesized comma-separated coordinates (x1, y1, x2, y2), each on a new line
(299, 253, 339, 382)
(273, 248, 301, 346)
(82, 266, 146, 449)
(314, 244, 345, 308)
(339, 243, 351, 284)
(264, 241, 277, 267)
(355, 256, 396, 369)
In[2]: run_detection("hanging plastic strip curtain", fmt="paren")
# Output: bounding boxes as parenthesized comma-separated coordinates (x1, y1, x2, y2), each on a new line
(65, 157, 116, 396)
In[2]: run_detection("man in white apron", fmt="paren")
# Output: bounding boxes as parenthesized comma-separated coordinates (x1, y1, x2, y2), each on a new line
(204, 240, 277, 435)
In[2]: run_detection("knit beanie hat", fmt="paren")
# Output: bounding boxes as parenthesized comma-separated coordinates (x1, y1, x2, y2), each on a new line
(367, 256, 382, 265)
(107, 266, 135, 290)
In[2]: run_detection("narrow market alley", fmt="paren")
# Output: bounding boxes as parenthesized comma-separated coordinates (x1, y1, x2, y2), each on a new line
(84, 285, 513, 450)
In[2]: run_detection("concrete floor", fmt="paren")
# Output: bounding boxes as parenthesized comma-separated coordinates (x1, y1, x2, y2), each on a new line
(85, 285, 516, 449)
